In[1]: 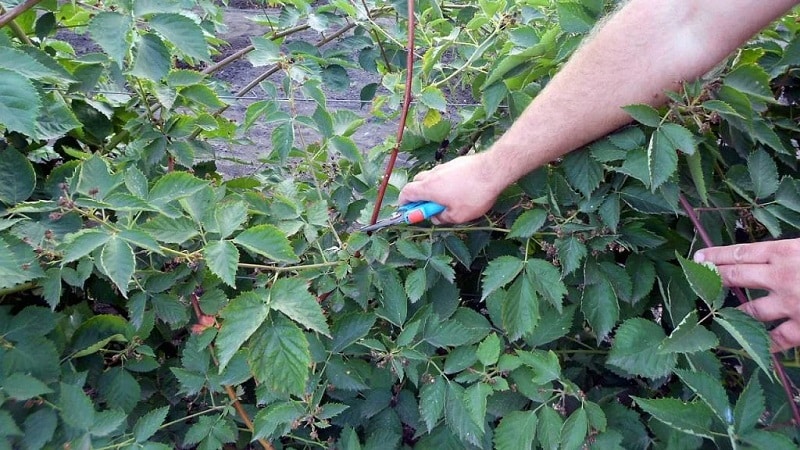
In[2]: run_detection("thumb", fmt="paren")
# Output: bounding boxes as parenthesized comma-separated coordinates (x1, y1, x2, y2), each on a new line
(398, 180, 424, 205)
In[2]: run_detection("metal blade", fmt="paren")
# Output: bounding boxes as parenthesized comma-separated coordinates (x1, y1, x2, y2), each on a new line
(359, 215, 403, 232)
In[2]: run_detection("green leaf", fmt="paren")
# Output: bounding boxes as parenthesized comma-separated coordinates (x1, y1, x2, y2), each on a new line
(330, 135, 361, 162)
(464, 382, 492, 433)
(724, 64, 774, 102)
(508, 209, 548, 239)
(322, 64, 350, 91)
(75, 155, 122, 201)
(537, 407, 563, 450)
(375, 268, 407, 326)
(675, 369, 732, 425)
(659, 123, 696, 155)
(249, 36, 282, 66)
(748, 148, 780, 199)
(555, 235, 587, 275)
(60, 229, 111, 263)
(98, 367, 141, 412)
(215, 201, 248, 240)
(331, 312, 376, 352)
(420, 86, 447, 111)
(556, 1, 594, 33)
(716, 308, 773, 378)
(494, 410, 537, 450)
(0, 69, 41, 137)
(0, 235, 44, 289)
(648, 128, 679, 190)
(444, 383, 484, 446)
(215, 291, 269, 370)
(659, 311, 718, 354)
(141, 215, 199, 244)
(133, 406, 169, 443)
(623, 104, 661, 127)
(59, 382, 95, 431)
(131, 32, 171, 81)
(429, 255, 456, 283)
(119, 228, 162, 254)
(203, 240, 239, 287)
(476, 333, 501, 366)
(582, 276, 619, 341)
(252, 402, 305, 440)
(20, 408, 57, 448)
(607, 318, 677, 379)
(233, 224, 299, 263)
(90, 409, 128, 437)
(686, 151, 709, 205)
(270, 277, 330, 336)
(632, 397, 714, 439)
(501, 276, 540, 341)
(272, 121, 294, 163)
(517, 350, 561, 385)
(734, 376, 764, 433)
(405, 267, 427, 303)
(419, 376, 446, 432)
(88, 12, 132, 66)
(676, 253, 723, 310)
(563, 150, 603, 197)
(1, 373, 53, 400)
(527, 259, 566, 312)
(99, 236, 135, 297)
(0, 148, 35, 205)
(148, 171, 208, 207)
(481, 255, 525, 300)
(0, 47, 61, 81)
(0, 410, 21, 437)
(249, 316, 311, 396)
(149, 13, 210, 61)
(561, 407, 588, 450)
(740, 430, 799, 450)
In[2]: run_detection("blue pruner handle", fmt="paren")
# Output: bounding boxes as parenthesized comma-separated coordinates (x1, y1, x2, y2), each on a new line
(399, 201, 446, 224)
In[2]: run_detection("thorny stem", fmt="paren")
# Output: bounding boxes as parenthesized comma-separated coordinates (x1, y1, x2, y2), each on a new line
(0, 5, 31, 45)
(237, 261, 341, 272)
(0, 0, 42, 28)
(0, 282, 37, 298)
(679, 193, 800, 428)
(369, 0, 416, 225)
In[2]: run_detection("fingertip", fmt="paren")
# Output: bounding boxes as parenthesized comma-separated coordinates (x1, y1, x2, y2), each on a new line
(693, 250, 706, 263)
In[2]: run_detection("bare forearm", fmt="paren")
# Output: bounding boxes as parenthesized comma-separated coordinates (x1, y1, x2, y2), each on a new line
(485, 0, 798, 187)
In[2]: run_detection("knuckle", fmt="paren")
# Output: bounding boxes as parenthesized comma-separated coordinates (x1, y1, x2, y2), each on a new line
(741, 301, 761, 319)
(770, 326, 795, 350)
(724, 265, 742, 286)
(732, 244, 746, 263)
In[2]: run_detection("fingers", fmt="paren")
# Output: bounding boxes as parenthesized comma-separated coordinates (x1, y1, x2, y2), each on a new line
(739, 295, 790, 322)
(769, 320, 800, 353)
(715, 263, 775, 290)
(694, 241, 780, 265)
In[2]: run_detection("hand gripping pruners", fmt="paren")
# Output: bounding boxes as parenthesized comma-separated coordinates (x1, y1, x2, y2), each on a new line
(360, 201, 446, 232)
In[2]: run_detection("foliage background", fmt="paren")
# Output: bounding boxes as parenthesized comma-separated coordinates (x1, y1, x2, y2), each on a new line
(1, 0, 800, 448)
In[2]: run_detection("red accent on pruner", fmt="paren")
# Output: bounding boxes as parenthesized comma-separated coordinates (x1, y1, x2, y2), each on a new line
(407, 209, 425, 224)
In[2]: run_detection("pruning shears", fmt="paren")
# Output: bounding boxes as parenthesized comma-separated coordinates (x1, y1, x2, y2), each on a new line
(360, 201, 446, 232)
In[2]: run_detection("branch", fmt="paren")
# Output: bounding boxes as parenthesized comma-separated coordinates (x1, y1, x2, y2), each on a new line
(0, 0, 42, 28)
(369, 0, 416, 226)
(0, 282, 38, 298)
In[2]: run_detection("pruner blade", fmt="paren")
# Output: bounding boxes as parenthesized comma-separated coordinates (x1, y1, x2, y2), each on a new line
(359, 201, 446, 232)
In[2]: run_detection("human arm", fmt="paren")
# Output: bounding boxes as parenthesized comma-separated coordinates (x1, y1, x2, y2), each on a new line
(693, 240, 800, 353)
(399, 0, 800, 224)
